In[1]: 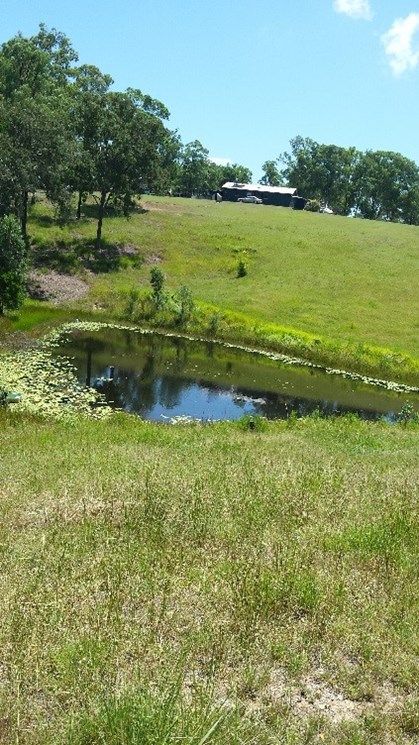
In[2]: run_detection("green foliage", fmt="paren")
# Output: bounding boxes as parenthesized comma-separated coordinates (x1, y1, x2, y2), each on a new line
(177, 140, 252, 197)
(237, 414, 267, 432)
(259, 159, 281, 186)
(208, 312, 221, 336)
(150, 266, 165, 307)
(397, 402, 418, 425)
(66, 681, 240, 745)
(0, 26, 77, 237)
(237, 259, 247, 277)
(280, 135, 419, 223)
(125, 287, 141, 319)
(305, 198, 321, 212)
(173, 285, 195, 325)
(0, 214, 26, 314)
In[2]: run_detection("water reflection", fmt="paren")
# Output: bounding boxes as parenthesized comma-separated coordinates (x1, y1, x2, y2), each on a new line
(53, 329, 418, 423)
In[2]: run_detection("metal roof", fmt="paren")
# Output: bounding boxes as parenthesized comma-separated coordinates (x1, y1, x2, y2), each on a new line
(222, 182, 297, 195)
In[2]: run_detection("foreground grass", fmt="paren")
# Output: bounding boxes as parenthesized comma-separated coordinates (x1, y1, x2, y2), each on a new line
(0, 411, 418, 743)
(26, 196, 419, 383)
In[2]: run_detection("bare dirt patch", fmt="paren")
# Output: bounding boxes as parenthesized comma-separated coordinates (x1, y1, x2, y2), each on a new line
(144, 253, 163, 265)
(250, 667, 411, 727)
(28, 271, 89, 305)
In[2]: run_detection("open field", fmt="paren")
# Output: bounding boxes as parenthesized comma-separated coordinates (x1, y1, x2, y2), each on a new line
(15, 195, 418, 384)
(0, 410, 418, 744)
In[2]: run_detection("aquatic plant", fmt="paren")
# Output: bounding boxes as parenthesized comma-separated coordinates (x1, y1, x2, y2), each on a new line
(0, 333, 112, 420)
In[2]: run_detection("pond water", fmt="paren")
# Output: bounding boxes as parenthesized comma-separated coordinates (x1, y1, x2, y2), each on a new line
(54, 328, 418, 423)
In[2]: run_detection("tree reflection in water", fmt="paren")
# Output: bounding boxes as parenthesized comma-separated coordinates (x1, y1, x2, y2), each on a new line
(53, 328, 416, 423)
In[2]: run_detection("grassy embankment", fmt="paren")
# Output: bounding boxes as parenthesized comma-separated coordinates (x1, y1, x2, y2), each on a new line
(1, 194, 416, 384)
(0, 410, 418, 744)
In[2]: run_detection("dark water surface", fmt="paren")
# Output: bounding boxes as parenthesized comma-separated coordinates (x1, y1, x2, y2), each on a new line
(55, 328, 418, 423)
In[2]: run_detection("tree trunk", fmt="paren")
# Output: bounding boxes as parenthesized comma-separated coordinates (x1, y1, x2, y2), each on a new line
(95, 191, 107, 249)
(21, 191, 28, 241)
(76, 191, 83, 220)
(85, 346, 92, 387)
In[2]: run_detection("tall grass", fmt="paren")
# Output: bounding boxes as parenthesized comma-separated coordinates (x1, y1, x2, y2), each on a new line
(0, 410, 417, 743)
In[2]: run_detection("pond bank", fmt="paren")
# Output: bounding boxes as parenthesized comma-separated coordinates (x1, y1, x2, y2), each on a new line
(1, 320, 418, 422)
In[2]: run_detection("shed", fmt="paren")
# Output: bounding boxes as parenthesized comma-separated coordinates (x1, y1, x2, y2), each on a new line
(221, 182, 297, 207)
(291, 195, 307, 210)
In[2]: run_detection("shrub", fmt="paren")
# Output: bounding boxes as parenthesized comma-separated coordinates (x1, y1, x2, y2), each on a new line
(0, 214, 27, 315)
(208, 312, 221, 336)
(237, 259, 247, 278)
(173, 285, 195, 326)
(397, 402, 418, 425)
(304, 199, 320, 212)
(237, 414, 267, 432)
(150, 267, 165, 307)
(125, 287, 140, 319)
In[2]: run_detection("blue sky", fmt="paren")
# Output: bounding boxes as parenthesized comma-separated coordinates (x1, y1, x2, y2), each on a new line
(1, 0, 418, 179)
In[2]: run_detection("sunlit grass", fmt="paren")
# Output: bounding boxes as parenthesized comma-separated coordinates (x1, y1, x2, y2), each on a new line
(24, 195, 419, 383)
(0, 411, 417, 743)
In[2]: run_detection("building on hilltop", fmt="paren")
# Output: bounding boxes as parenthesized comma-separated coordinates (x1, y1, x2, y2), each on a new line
(221, 181, 304, 208)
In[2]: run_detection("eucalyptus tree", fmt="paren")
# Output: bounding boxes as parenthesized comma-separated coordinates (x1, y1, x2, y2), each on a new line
(259, 159, 281, 186)
(178, 140, 210, 196)
(0, 26, 77, 238)
(280, 136, 361, 214)
(353, 150, 419, 223)
(0, 215, 26, 315)
(76, 87, 171, 247)
(70, 64, 114, 219)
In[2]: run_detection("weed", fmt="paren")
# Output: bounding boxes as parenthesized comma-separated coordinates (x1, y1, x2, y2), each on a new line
(237, 259, 247, 278)
(173, 285, 195, 326)
(208, 312, 221, 337)
(150, 267, 165, 308)
(237, 413, 267, 431)
(397, 402, 418, 425)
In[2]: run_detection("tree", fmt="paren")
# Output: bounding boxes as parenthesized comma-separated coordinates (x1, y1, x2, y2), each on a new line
(280, 136, 361, 214)
(78, 88, 171, 248)
(147, 129, 182, 195)
(75, 86, 169, 248)
(207, 162, 252, 191)
(353, 150, 419, 223)
(185, 157, 252, 196)
(0, 215, 26, 315)
(178, 140, 210, 197)
(0, 26, 77, 237)
(279, 136, 419, 222)
(260, 159, 281, 186)
(221, 163, 252, 185)
(70, 64, 114, 219)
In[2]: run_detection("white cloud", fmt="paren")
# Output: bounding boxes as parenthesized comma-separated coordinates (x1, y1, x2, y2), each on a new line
(333, 0, 372, 20)
(381, 13, 419, 75)
(210, 157, 231, 166)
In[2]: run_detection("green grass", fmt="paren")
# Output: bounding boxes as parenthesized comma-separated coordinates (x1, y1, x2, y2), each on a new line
(0, 410, 418, 743)
(24, 195, 419, 384)
(1, 195, 418, 743)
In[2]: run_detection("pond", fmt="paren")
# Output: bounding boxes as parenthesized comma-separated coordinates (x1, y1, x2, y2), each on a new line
(54, 327, 418, 423)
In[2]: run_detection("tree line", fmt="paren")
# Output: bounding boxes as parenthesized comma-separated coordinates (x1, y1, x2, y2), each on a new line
(1, 24, 418, 267)
(260, 137, 419, 224)
(0, 25, 252, 250)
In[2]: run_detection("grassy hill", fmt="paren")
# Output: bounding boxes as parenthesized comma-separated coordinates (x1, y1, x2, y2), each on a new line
(23, 195, 419, 384)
